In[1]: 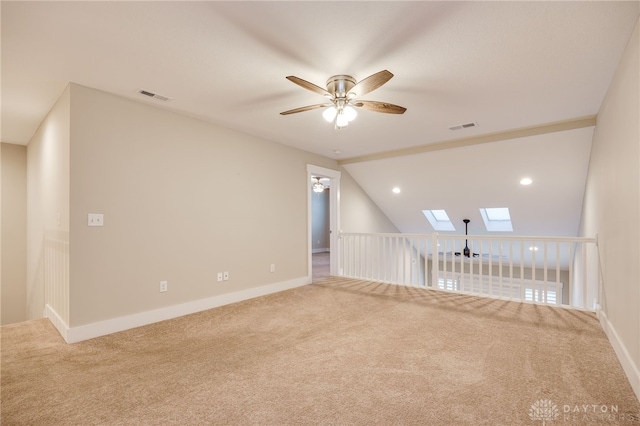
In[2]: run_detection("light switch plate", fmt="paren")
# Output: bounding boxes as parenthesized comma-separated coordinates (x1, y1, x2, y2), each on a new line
(88, 213, 104, 227)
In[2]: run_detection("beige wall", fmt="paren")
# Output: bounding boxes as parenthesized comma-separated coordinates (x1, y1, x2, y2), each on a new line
(26, 85, 71, 322)
(339, 168, 399, 233)
(1, 143, 28, 324)
(68, 84, 338, 326)
(580, 17, 639, 397)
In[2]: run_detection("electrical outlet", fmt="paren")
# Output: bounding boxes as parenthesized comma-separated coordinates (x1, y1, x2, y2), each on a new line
(217, 272, 223, 282)
(160, 280, 168, 292)
(88, 213, 104, 227)
(270, 264, 276, 273)
(223, 271, 229, 281)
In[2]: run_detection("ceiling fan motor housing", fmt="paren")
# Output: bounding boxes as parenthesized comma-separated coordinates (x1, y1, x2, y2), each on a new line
(326, 75, 356, 98)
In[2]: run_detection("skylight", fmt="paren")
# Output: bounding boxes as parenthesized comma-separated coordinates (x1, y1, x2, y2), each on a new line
(479, 207, 513, 232)
(422, 209, 456, 231)
(485, 207, 510, 221)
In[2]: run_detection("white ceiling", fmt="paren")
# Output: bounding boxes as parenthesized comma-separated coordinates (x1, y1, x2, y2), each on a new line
(344, 127, 594, 236)
(2, 1, 639, 237)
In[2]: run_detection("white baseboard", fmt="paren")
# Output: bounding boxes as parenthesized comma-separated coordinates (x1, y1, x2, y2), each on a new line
(47, 276, 311, 344)
(44, 304, 70, 342)
(312, 248, 329, 254)
(597, 308, 640, 402)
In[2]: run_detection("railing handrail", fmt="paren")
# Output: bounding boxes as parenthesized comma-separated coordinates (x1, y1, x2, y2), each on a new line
(339, 231, 599, 311)
(339, 231, 596, 244)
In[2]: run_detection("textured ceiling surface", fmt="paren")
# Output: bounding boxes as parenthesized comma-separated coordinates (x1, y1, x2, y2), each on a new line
(2, 1, 638, 236)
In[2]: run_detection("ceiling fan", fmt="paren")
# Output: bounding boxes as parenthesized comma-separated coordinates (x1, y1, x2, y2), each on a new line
(312, 177, 326, 193)
(433, 219, 507, 261)
(280, 70, 407, 129)
(455, 219, 479, 258)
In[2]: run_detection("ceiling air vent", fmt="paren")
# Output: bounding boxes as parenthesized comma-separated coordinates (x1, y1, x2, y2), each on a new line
(137, 89, 172, 102)
(449, 122, 478, 131)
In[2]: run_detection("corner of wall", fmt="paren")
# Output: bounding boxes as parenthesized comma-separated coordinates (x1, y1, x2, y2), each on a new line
(338, 166, 399, 234)
(26, 84, 71, 323)
(598, 307, 640, 401)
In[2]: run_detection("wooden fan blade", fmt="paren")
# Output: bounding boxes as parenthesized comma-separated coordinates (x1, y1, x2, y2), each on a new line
(354, 100, 407, 114)
(285, 76, 331, 97)
(349, 70, 393, 97)
(280, 103, 331, 115)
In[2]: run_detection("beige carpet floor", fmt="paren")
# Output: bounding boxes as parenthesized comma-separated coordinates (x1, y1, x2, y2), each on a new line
(2, 277, 639, 425)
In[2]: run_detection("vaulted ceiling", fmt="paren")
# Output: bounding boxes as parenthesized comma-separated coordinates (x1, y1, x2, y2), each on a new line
(3, 1, 638, 236)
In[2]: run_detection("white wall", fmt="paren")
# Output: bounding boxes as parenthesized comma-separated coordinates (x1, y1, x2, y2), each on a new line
(1, 143, 28, 324)
(339, 168, 399, 233)
(26, 85, 71, 323)
(580, 16, 640, 400)
(67, 84, 338, 327)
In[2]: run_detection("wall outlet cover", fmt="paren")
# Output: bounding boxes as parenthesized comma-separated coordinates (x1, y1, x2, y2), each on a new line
(88, 213, 104, 227)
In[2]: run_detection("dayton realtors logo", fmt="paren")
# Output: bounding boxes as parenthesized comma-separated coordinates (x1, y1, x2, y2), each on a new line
(529, 399, 560, 425)
(529, 399, 639, 424)
(562, 403, 638, 423)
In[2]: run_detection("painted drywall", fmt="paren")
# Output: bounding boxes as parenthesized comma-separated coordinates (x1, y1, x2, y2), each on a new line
(25, 85, 71, 323)
(68, 84, 337, 326)
(580, 16, 640, 399)
(1, 143, 28, 324)
(339, 168, 399, 233)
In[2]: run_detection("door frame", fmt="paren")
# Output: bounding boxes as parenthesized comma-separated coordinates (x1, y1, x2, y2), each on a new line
(307, 164, 341, 280)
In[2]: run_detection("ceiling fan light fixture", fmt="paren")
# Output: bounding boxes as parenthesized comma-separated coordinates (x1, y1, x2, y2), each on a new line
(343, 105, 357, 122)
(312, 177, 326, 193)
(336, 111, 349, 128)
(322, 106, 337, 122)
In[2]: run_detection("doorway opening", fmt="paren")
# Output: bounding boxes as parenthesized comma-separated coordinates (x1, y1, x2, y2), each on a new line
(307, 165, 340, 282)
(311, 175, 330, 280)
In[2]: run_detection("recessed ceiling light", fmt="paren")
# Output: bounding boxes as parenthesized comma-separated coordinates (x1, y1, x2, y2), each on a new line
(392, 187, 401, 194)
(520, 177, 533, 186)
(529, 246, 539, 251)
